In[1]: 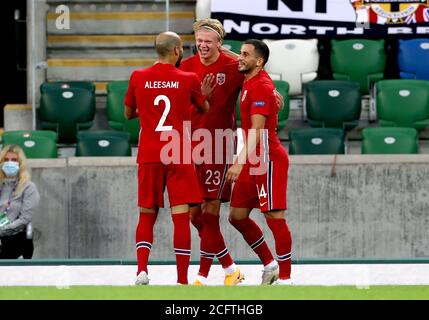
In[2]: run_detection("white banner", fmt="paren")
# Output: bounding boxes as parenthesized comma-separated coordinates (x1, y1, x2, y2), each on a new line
(212, 0, 356, 22)
(211, 0, 429, 38)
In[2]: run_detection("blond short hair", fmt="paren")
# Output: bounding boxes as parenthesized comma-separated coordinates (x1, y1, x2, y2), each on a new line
(193, 18, 225, 41)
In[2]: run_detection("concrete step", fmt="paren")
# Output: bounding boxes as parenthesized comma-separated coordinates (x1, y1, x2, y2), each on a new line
(46, 1, 196, 15)
(47, 34, 195, 48)
(47, 48, 158, 59)
(47, 0, 196, 3)
(45, 46, 195, 82)
(46, 0, 197, 9)
(46, 57, 155, 81)
(47, 10, 195, 34)
(44, 1, 198, 85)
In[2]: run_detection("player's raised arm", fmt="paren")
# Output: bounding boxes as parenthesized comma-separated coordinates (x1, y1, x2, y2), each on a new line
(220, 45, 239, 60)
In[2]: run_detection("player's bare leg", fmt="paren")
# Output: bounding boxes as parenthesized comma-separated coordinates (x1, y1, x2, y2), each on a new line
(264, 210, 292, 285)
(171, 204, 192, 285)
(135, 207, 158, 285)
(229, 207, 279, 285)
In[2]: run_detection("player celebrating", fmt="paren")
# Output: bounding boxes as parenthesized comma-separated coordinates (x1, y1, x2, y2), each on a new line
(124, 32, 213, 285)
(226, 39, 293, 285)
(179, 18, 245, 286)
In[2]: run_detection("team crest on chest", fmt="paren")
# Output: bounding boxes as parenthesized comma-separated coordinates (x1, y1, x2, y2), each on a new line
(241, 90, 247, 102)
(216, 73, 226, 85)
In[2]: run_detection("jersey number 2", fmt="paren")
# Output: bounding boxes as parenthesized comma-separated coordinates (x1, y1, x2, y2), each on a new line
(154, 95, 173, 132)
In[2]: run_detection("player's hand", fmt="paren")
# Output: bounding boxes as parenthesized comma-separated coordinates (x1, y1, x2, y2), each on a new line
(275, 89, 284, 110)
(201, 73, 217, 100)
(226, 163, 243, 184)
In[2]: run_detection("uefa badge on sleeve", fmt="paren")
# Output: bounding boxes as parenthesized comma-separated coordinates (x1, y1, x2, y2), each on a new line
(216, 73, 226, 85)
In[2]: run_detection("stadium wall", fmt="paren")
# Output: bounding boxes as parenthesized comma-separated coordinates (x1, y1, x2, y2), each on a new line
(28, 155, 429, 260)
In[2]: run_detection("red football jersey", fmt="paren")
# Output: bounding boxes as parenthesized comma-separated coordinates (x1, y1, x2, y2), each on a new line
(125, 63, 206, 163)
(239, 70, 287, 162)
(179, 52, 244, 133)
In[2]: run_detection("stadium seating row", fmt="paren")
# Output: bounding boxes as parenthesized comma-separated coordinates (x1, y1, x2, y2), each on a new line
(237, 79, 429, 132)
(223, 38, 429, 96)
(2, 130, 131, 158)
(19, 76, 429, 150)
(1, 126, 419, 158)
(36, 81, 140, 144)
(288, 127, 419, 155)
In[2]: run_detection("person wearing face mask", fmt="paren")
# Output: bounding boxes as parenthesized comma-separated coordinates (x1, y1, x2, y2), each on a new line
(0, 144, 40, 259)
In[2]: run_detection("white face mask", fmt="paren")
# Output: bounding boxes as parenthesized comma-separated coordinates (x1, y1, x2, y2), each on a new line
(2, 161, 20, 177)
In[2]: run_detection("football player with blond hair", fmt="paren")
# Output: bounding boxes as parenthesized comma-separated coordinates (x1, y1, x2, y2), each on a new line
(179, 18, 245, 286)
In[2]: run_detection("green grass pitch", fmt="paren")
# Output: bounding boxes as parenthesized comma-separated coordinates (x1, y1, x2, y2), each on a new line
(0, 285, 428, 300)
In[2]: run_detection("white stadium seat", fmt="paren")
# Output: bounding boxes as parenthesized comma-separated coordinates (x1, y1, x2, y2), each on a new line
(263, 39, 320, 96)
(196, 0, 211, 20)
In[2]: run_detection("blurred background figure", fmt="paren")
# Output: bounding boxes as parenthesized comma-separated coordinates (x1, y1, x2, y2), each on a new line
(0, 144, 39, 259)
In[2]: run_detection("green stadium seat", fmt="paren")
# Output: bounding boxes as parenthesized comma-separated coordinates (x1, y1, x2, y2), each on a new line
(122, 117, 140, 144)
(331, 39, 386, 94)
(273, 80, 290, 131)
(222, 40, 242, 54)
(304, 80, 361, 131)
(76, 130, 131, 157)
(288, 128, 345, 155)
(39, 87, 96, 143)
(40, 81, 96, 94)
(76, 130, 130, 141)
(361, 127, 418, 154)
(375, 79, 429, 131)
(2, 130, 58, 158)
(3, 130, 57, 142)
(40, 81, 96, 112)
(106, 81, 129, 131)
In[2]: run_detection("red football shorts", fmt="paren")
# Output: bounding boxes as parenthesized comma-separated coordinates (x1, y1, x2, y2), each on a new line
(195, 163, 232, 202)
(230, 157, 288, 213)
(138, 163, 203, 208)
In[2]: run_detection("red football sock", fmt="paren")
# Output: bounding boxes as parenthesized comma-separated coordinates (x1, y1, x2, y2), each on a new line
(135, 212, 157, 275)
(204, 214, 235, 269)
(172, 212, 191, 284)
(197, 213, 216, 278)
(217, 243, 234, 270)
(266, 217, 292, 280)
(229, 217, 274, 266)
(191, 206, 204, 238)
(197, 213, 235, 277)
